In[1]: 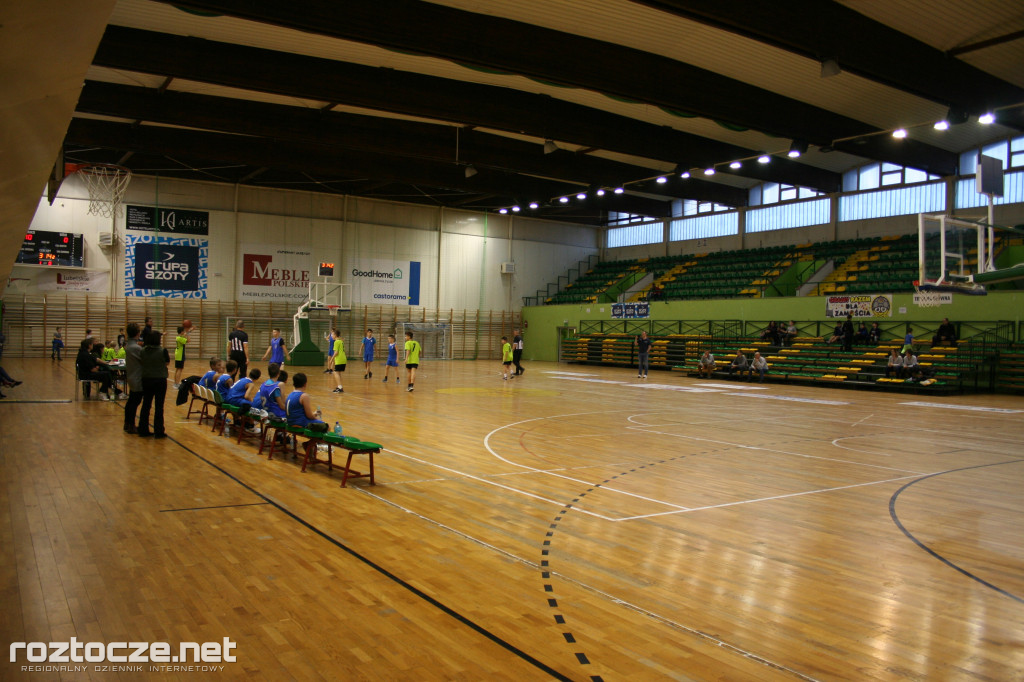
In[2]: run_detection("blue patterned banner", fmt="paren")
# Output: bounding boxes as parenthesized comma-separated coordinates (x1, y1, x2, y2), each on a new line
(124, 234, 208, 299)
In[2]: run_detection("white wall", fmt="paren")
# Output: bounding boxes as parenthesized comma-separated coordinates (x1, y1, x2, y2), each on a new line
(6, 174, 599, 310)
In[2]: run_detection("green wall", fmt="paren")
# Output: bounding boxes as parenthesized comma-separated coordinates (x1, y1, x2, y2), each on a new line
(521, 291, 1024, 361)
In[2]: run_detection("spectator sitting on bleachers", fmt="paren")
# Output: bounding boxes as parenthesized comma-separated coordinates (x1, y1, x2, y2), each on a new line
(885, 348, 903, 378)
(826, 322, 844, 345)
(698, 351, 716, 378)
(747, 351, 769, 383)
(648, 283, 663, 301)
(902, 351, 919, 378)
(727, 351, 748, 377)
(932, 317, 957, 347)
(854, 322, 869, 345)
(868, 322, 882, 345)
(760, 321, 780, 345)
(783, 321, 798, 347)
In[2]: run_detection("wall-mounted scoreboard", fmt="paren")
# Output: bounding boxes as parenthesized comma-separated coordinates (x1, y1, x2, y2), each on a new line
(16, 230, 85, 267)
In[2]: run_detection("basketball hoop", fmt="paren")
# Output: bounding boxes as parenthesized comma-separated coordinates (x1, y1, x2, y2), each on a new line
(326, 305, 340, 316)
(75, 164, 131, 218)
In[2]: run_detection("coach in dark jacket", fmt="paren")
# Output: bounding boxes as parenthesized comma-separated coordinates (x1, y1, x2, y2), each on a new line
(138, 330, 170, 438)
(123, 323, 143, 433)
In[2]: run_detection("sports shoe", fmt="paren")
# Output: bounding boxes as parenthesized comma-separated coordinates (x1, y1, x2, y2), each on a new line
(12, 381, 22, 387)
(382, 377, 388, 382)
(117, 393, 129, 399)
(364, 373, 368, 379)
(99, 393, 110, 401)
(368, 371, 372, 378)
(396, 378, 400, 384)
(323, 369, 333, 374)
(333, 387, 344, 393)
(503, 375, 507, 380)
(407, 385, 413, 392)
(638, 374, 642, 378)
(172, 383, 180, 390)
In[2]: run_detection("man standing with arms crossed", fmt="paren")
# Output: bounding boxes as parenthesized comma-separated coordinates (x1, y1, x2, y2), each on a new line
(123, 322, 143, 434)
(228, 319, 249, 377)
(512, 328, 525, 376)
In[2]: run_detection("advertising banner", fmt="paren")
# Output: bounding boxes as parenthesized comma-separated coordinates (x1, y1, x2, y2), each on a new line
(349, 259, 421, 306)
(825, 294, 893, 318)
(126, 205, 209, 235)
(240, 246, 312, 302)
(125, 234, 207, 299)
(611, 302, 650, 319)
(37, 271, 109, 293)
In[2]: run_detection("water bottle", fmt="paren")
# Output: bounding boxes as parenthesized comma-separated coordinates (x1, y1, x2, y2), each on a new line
(315, 406, 322, 420)
(334, 421, 343, 436)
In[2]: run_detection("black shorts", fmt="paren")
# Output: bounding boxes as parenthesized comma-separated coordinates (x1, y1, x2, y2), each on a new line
(406, 363, 419, 369)
(334, 363, 346, 371)
(503, 361, 512, 366)
(174, 359, 185, 369)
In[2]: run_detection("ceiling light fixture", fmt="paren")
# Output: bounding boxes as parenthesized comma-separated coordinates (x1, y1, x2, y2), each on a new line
(680, 171, 690, 179)
(933, 120, 949, 131)
(512, 206, 520, 212)
(465, 165, 478, 177)
(757, 155, 770, 164)
(498, 208, 508, 214)
(613, 187, 624, 194)
(656, 176, 667, 184)
(529, 202, 539, 209)
(979, 113, 995, 125)
(704, 168, 716, 175)
(576, 193, 587, 200)
(559, 196, 569, 203)
(543, 139, 558, 154)
(729, 161, 741, 169)
(596, 189, 605, 197)
(892, 128, 908, 139)
(788, 139, 808, 158)
(820, 58, 841, 78)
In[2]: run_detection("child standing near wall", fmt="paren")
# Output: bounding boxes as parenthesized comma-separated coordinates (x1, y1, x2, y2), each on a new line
(51, 327, 64, 360)
(324, 328, 336, 374)
(404, 331, 421, 392)
(382, 334, 399, 383)
(362, 329, 376, 379)
(332, 332, 347, 394)
(501, 336, 513, 380)
(173, 325, 191, 389)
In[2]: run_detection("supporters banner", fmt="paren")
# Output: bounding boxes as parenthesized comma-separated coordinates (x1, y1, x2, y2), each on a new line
(349, 259, 421, 306)
(240, 246, 312, 302)
(612, 302, 650, 319)
(825, 294, 893, 318)
(125, 235, 207, 299)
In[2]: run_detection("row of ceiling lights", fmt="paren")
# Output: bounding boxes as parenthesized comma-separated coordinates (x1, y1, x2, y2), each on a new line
(494, 108, 1011, 215)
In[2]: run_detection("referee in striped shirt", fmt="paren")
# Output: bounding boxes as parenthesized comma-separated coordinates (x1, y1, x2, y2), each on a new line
(228, 319, 249, 377)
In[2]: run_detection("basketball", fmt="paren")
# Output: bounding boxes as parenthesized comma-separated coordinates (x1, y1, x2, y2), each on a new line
(183, 319, 192, 329)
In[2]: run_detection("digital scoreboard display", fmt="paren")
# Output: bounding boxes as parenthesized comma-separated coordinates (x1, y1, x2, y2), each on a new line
(17, 230, 85, 267)
(318, 262, 335, 277)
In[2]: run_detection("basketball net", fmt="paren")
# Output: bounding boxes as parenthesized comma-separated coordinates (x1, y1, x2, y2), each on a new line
(76, 164, 131, 218)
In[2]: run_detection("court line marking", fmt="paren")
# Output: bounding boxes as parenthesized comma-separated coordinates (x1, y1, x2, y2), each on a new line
(384, 446, 622, 521)
(356, 487, 821, 682)
(625, 425, 927, 475)
(483, 412, 693, 513)
(616, 473, 923, 521)
(898, 401, 1023, 414)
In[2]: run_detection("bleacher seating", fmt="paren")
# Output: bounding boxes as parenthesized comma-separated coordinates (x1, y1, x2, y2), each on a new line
(560, 331, 989, 394)
(542, 232, 1010, 304)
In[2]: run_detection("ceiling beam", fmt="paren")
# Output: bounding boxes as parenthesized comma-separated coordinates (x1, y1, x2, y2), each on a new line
(76, 80, 749, 206)
(628, 0, 1024, 125)
(64, 118, 675, 218)
(160, 0, 880, 144)
(93, 26, 847, 190)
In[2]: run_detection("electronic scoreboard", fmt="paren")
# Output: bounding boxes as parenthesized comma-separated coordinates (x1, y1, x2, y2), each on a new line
(17, 230, 85, 267)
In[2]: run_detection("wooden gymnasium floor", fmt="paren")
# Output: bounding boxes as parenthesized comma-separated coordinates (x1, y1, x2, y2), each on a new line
(1, 356, 1022, 681)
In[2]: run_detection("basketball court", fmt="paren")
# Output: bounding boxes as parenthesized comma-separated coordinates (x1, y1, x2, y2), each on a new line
(2, 356, 1021, 680)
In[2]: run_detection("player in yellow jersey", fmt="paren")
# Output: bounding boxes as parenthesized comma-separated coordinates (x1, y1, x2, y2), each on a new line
(404, 331, 421, 392)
